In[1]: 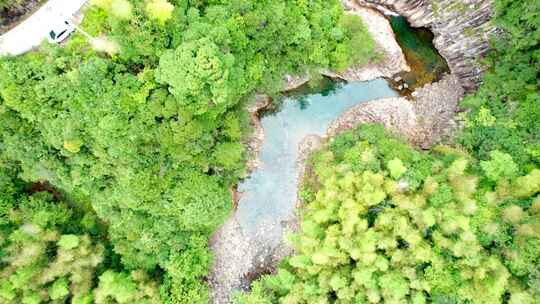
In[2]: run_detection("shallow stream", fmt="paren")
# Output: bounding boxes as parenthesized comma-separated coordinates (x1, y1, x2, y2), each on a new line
(235, 79, 397, 248)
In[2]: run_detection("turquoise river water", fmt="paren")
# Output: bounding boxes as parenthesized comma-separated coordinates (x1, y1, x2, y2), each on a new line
(235, 79, 398, 247)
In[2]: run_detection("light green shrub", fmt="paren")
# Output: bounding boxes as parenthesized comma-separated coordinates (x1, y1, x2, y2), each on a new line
(236, 125, 540, 303)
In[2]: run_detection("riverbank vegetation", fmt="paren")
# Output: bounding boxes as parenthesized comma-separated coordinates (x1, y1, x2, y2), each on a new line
(236, 125, 540, 303)
(0, 0, 377, 302)
(236, 0, 539, 303)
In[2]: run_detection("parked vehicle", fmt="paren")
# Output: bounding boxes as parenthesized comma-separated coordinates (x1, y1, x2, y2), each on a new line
(47, 20, 74, 43)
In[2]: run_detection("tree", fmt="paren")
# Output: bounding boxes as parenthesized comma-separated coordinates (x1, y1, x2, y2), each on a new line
(480, 150, 518, 182)
(0, 170, 161, 304)
(156, 37, 239, 116)
(146, 0, 174, 24)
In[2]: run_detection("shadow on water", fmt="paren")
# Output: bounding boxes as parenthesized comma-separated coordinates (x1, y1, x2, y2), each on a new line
(389, 16, 450, 91)
(261, 76, 345, 116)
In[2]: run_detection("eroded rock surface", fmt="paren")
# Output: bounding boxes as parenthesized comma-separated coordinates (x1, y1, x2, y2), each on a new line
(283, 74, 311, 92)
(328, 96, 417, 139)
(328, 74, 464, 146)
(345, 0, 496, 91)
(244, 95, 271, 172)
(411, 73, 464, 147)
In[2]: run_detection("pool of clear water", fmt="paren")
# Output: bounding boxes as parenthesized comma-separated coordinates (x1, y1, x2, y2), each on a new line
(235, 78, 398, 247)
(390, 16, 450, 91)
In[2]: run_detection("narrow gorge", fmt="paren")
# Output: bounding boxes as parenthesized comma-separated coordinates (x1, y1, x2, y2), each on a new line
(209, 1, 496, 303)
(349, 0, 496, 91)
(2, 1, 538, 304)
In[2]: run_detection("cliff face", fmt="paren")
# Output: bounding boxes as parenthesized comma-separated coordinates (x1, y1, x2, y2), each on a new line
(346, 0, 497, 92)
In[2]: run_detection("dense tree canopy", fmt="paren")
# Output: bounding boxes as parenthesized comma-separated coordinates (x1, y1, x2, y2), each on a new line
(0, 166, 161, 304)
(0, 0, 377, 302)
(459, 0, 540, 171)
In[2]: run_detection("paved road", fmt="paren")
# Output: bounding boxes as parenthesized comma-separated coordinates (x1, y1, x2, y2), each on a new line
(0, 0, 87, 56)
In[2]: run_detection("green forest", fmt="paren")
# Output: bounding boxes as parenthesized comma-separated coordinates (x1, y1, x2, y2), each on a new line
(0, 0, 538, 303)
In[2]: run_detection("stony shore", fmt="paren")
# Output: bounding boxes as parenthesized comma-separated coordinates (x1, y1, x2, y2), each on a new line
(327, 73, 464, 147)
(243, 95, 271, 172)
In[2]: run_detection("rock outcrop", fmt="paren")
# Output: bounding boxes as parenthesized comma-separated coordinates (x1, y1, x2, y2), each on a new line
(328, 73, 464, 147)
(328, 96, 417, 139)
(344, 0, 496, 92)
(244, 95, 271, 172)
(410, 73, 464, 147)
(283, 74, 311, 92)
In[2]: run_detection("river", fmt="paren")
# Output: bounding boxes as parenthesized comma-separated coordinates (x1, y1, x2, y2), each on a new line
(235, 78, 398, 248)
